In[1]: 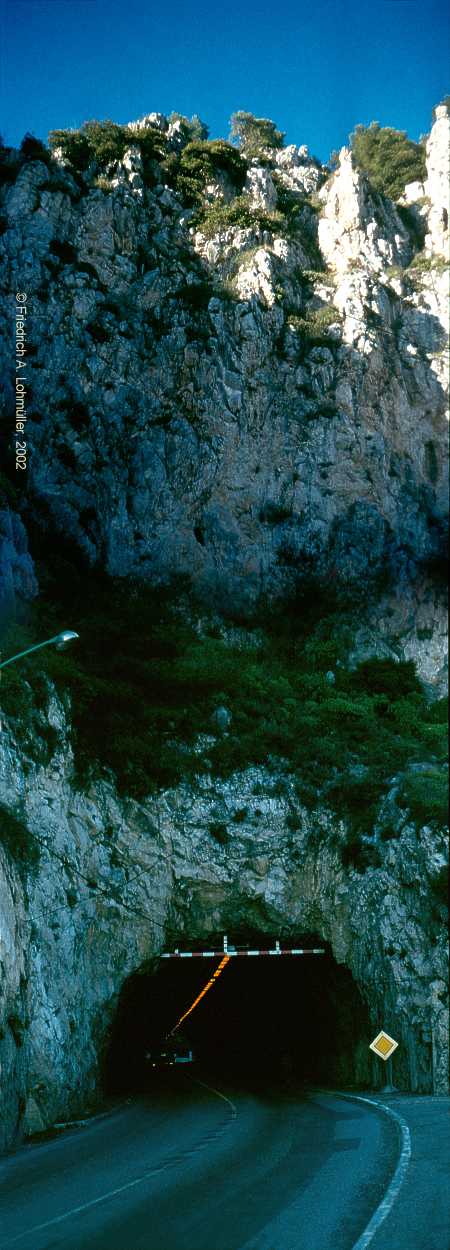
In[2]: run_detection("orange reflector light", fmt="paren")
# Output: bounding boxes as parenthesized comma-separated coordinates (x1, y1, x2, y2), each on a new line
(168, 955, 230, 1036)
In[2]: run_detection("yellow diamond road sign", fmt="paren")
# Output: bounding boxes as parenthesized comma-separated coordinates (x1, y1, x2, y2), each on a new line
(369, 1030, 399, 1061)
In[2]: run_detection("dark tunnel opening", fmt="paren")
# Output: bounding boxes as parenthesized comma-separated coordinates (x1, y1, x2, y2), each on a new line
(103, 932, 375, 1095)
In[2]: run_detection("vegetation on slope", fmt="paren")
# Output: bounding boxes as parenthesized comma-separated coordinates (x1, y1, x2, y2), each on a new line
(350, 122, 427, 200)
(0, 558, 447, 875)
(173, 139, 247, 206)
(1, 109, 431, 234)
(230, 111, 285, 158)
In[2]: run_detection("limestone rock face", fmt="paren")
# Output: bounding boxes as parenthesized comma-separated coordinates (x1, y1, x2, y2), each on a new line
(234, 246, 280, 304)
(424, 105, 450, 257)
(347, 576, 448, 692)
(110, 146, 144, 198)
(0, 109, 447, 612)
(244, 165, 278, 211)
(0, 847, 29, 1152)
(128, 112, 168, 134)
(273, 144, 323, 195)
(0, 509, 38, 620)
(318, 147, 411, 273)
(402, 179, 426, 204)
(0, 106, 448, 1157)
(0, 707, 447, 1150)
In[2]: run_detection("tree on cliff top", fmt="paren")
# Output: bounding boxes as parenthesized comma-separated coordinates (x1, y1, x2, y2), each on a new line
(230, 111, 285, 158)
(49, 120, 129, 171)
(350, 122, 426, 200)
(168, 112, 209, 142)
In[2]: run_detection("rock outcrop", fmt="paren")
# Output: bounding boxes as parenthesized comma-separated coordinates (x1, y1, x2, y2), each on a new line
(318, 146, 411, 273)
(0, 702, 447, 1149)
(0, 103, 448, 1153)
(424, 104, 450, 258)
(0, 509, 38, 621)
(0, 108, 447, 612)
(0, 845, 29, 1152)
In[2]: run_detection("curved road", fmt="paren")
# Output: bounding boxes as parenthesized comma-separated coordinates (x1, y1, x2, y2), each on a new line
(0, 1076, 401, 1250)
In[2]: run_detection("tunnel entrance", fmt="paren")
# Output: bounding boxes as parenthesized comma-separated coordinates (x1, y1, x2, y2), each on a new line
(104, 932, 374, 1094)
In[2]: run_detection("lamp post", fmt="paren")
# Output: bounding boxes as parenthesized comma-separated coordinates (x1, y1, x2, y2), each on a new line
(0, 631, 79, 669)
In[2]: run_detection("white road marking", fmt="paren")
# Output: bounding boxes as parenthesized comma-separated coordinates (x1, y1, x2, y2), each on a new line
(337, 1093, 412, 1250)
(4, 1081, 237, 1246)
(192, 1077, 237, 1119)
(6, 1084, 408, 1249)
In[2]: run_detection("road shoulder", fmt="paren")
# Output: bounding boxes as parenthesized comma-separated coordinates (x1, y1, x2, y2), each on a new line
(333, 1090, 450, 1250)
(366, 1094, 450, 1250)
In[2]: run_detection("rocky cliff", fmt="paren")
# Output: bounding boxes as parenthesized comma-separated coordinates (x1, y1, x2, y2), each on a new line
(0, 105, 448, 1151)
(0, 696, 448, 1152)
(0, 106, 448, 608)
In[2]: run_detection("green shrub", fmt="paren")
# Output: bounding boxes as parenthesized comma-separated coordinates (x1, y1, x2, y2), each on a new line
(271, 176, 316, 235)
(168, 113, 209, 143)
(287, 305, 341, 344)
(0, 143, 22, 184)
(350, 122, 426, 201)
(272, 178, 302, 218)
(84, 119, 131, 165)
(259, 502, 292, 525)
(1, 558, 447, 847)
(399, 767, 448, 828)
(48, 127, 92, 172)
(19, 133, 52, 165)
(430, 864, 449, 907)
(426, 697, 448, 725)
(49, 119, 167, 176)
(395, 203, 426, 249)
(196, 196, 284, 238)
(135, 125, 168, 171)
(340, 835, 382, 873)
(175, 139, 247, 206)
(94, 175, 112, 192)
(230, 111, 285, 157)
(407, 254, 448, 274)
(345, 657, 421, 697)
(326, 773, 386, 835)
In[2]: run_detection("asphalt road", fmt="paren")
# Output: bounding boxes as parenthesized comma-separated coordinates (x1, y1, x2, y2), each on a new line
(0, 1075, 420, 1250)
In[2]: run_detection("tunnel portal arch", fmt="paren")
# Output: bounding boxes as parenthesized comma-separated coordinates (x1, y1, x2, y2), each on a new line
(103, 930, 378, 1094)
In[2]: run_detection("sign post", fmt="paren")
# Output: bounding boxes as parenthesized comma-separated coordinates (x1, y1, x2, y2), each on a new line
(369, 1030, 398, 1092)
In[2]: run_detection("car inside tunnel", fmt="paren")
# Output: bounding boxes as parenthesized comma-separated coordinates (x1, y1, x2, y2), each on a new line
(103, 931, 375, 1095)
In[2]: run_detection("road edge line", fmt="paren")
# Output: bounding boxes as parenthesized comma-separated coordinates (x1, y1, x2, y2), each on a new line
(3, 1084, 236, 1246)
(325, 1090, 411, 1249)
(192, 1077, 237, 1120)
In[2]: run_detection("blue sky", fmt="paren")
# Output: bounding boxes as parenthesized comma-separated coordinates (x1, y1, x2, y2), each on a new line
(1, 0, 449, 160)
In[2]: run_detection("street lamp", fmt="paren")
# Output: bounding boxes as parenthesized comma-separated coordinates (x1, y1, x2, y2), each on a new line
(0, 631, 79, 669)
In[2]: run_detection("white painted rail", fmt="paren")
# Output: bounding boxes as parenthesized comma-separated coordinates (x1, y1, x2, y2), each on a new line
(160, 938, 326, 959)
